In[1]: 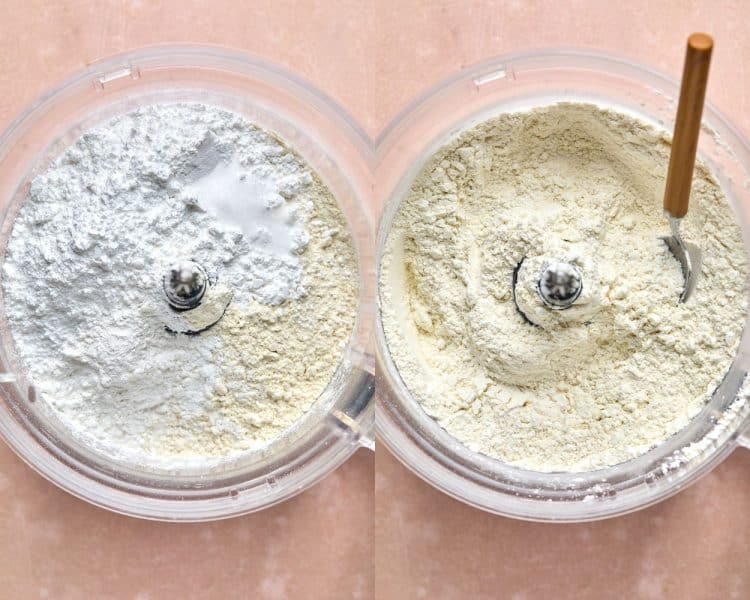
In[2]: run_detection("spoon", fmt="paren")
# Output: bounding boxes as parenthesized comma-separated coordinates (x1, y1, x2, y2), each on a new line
(661, 32, 713, 303)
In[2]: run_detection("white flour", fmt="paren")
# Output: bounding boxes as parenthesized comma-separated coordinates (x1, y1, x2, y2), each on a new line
(3, 103, 357, 467)
(380, 102, 748, 472)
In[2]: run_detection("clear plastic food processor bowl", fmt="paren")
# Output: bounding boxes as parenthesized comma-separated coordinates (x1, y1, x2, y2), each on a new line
(375, 50, 750, 522)
(0, 46, 375, 521)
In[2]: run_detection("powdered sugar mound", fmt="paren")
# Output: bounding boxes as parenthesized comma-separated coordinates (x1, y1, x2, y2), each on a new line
(2, 103, 357, 467)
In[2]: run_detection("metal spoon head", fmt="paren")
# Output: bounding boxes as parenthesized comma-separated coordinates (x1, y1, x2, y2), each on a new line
(660, 235, 701, 302)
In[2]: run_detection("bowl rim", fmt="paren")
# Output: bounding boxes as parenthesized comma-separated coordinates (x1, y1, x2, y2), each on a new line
(2, 43, 375, 167)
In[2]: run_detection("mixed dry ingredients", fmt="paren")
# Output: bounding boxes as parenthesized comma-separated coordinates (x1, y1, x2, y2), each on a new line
(380, 102, 748, 472)
(3, 103, 357, 467)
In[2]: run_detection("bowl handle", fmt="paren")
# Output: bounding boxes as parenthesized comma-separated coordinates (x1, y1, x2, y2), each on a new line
(737, 431, 750, 450)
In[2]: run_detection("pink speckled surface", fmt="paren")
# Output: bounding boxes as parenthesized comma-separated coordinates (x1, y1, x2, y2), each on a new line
(0, 2, 373, 599)
(375, 2, 750, 599)
(4, 1, 750, 599)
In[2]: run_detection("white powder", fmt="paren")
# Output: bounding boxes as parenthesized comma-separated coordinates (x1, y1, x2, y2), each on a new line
(380, 102, 748, 472)
(3, 103, 357, 467)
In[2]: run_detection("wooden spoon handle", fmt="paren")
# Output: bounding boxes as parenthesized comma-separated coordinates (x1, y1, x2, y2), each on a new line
(663, 33, 713, 219)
